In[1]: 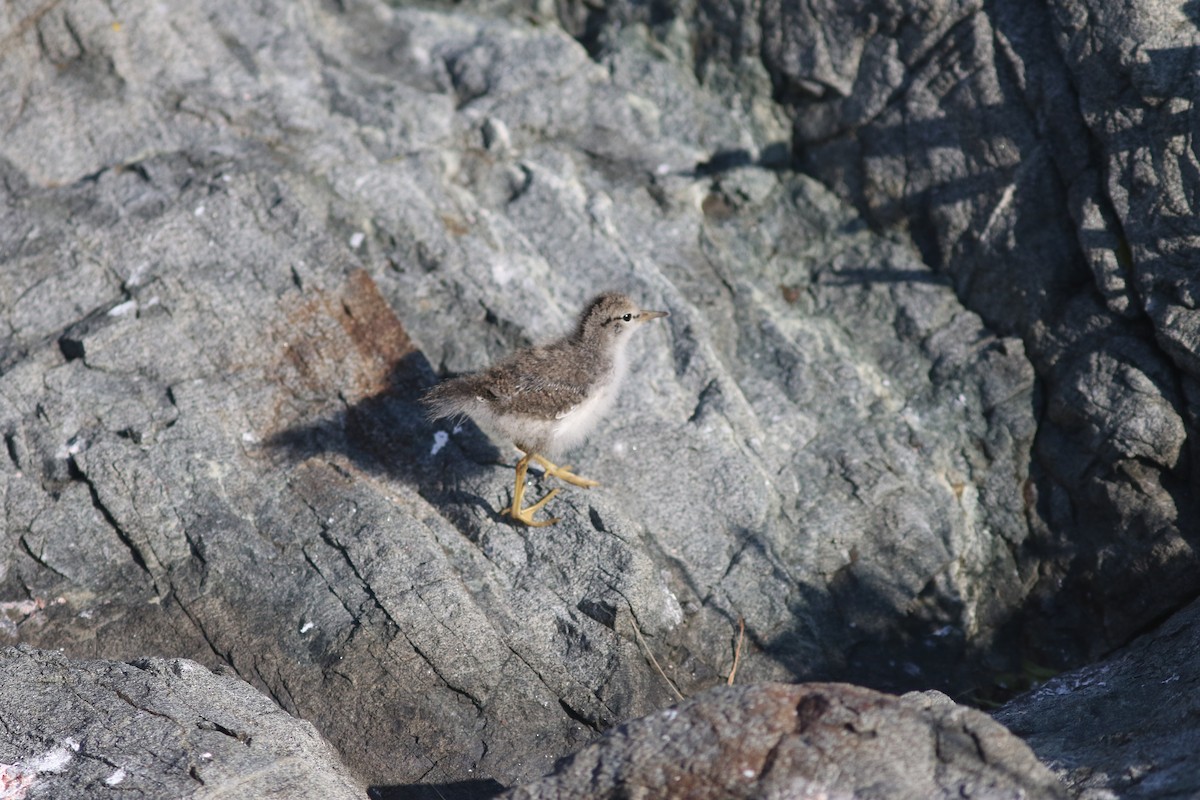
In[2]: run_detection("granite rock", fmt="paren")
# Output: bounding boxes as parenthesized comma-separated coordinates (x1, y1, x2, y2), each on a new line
(0, 645, 363, 800)
(996, 598, 1200, 799)
(0, 0, 1182, 794)
(503, 682, 1067, 800)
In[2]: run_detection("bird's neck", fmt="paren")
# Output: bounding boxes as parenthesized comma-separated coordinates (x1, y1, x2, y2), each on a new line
(595, 337, 632, 377)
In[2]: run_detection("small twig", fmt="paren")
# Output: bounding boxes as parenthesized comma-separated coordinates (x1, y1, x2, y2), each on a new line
(631, 613, 684, 700)
(727, 616, 745, 686)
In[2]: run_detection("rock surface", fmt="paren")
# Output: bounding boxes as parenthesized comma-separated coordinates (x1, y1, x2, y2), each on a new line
(0, 0, 1042, 788)
(0, 0, 1194, 795)
(0, 645, 363, 799)
(623, 0, 1200, 666)
(995, 597, 1200, 800)
(503, 682, 1068, 800)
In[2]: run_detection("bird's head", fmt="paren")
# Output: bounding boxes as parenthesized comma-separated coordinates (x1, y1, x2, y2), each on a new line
(575, 292, 669, 349)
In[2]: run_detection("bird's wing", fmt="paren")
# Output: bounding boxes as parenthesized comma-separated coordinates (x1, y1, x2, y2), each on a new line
(478, 346, 594, 419)
(479, 372, 590, 419)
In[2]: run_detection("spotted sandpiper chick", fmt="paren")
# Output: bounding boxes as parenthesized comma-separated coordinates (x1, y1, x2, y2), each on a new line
(423, 292, 669, 526)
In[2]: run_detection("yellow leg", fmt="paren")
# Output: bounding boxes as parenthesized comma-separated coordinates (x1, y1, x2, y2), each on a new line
(529, 454, 599, 488)
(500, 453, 562, 526)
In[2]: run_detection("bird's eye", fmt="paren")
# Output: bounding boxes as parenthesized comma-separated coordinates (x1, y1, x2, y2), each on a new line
(622, 313, 632, 322)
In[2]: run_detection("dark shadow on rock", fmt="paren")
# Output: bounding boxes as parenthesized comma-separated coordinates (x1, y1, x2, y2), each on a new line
(690, 142, 793, 177)
(754, 553, 1024, 704)
(689, 525, 997, 698)
(368, 778, 506, 800)
(265, 350, 502, 505)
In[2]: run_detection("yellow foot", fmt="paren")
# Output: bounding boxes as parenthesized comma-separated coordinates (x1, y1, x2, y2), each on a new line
(501, 453, 562, 526)
(530, 454, 599, 489)
(501, 488, 561, 527)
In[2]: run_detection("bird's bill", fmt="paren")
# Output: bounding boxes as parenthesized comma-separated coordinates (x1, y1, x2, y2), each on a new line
(640, 309, 670, 321)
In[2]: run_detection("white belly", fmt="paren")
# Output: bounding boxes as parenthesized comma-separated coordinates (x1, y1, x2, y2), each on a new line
(549, 348, 628, 455)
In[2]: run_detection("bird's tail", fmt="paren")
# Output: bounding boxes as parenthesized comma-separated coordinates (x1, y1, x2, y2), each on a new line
(421, 380, 473, 422)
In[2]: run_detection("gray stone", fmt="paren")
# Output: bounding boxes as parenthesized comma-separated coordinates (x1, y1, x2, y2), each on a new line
(0, 645, 362, 799)
(1, 0, 1184, 794)
(503, 682, 1068, 800)
(996, 598, 1200, 799)
(764, 0, 1200, 665)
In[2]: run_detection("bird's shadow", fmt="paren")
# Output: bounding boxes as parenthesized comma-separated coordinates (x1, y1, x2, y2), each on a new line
(264, 350, 504, 518)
